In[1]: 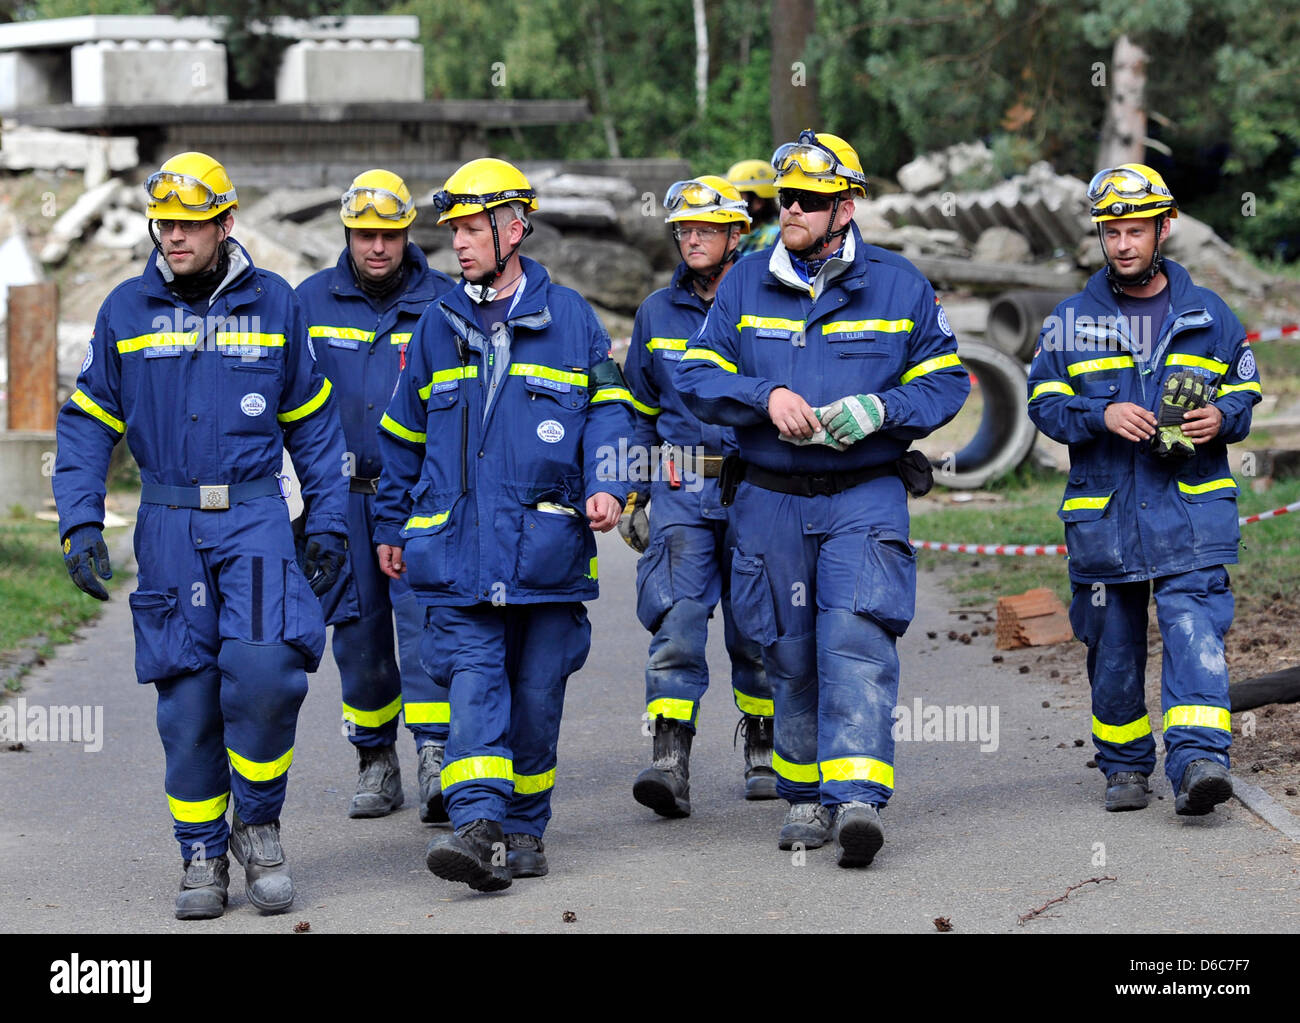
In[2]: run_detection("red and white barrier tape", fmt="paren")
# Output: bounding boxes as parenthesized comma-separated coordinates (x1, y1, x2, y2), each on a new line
(1245, 323, 1299, 343)
(913, 500, 1300, 557)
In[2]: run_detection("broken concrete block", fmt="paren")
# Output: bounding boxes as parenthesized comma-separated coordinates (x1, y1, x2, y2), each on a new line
(973, 226, 1032, 264)
(72, 39, 226, 106)
(39, 178, 129, 265)
(0, 126, 138, 173)
(0, 51, 70, 110)
(92, 206, 150, 250)
(275, 39, 422, 103)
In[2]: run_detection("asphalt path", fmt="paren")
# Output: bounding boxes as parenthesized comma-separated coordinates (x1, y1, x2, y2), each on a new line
(3, 527, 1298, 936)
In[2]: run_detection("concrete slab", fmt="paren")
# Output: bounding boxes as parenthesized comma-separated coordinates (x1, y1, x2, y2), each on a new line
(0, 51, 69, 110)
(0, 430, 56, 514)
(275, 40, 422, 104)
(0, 15, 220, 50)
(0, 125, 137, 172)
(72, 40, 226, 107)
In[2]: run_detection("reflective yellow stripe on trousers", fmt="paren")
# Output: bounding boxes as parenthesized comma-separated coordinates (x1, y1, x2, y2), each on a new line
(820, 756, 895, 790)
(441, 755, 514, 790)
(772, 752, 819, 784)
(342, 694, 403, 729)
(404, 701, 450, 725)
(167, 791, 229, 823)
(1163, 705, 1231, 732)
(227, 746, 295, 782)
(1092, 714, 1152, 744)
(647, 698, 694, 722)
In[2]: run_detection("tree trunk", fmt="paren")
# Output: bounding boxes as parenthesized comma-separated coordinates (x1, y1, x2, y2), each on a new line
(769, 0, 819, 144)
(588, 4, 622, 158)
(1095, 34, 1148, 172)
(693, 0, 709, 116)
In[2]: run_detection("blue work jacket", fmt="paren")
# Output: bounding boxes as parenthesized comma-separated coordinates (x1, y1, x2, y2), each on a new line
(1026, 260, 1262, 584)
(674, 225, 969, 475)
(296, 244, 455, 479)
(55, 240, 347, 540)
(373, 257, 636, 605)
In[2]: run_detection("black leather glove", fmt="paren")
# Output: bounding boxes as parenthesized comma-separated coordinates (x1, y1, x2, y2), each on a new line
(299, 532, 348, 597)
(63, 524, 112, 601)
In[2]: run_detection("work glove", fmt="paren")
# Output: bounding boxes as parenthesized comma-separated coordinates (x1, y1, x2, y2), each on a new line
(779, 426, 849, 451)
(617, 492, 651, 554)
(1150, 370, 1209, 461)
(299, 532, 348, 597)
(63, 525, 111, 601)
(815, 393, 885, 447)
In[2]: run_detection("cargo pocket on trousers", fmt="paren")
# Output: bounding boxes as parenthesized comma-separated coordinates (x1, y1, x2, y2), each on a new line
(634, 535, 674, 631)
(282, 561, 327, 672)
(129, 590, 204, 685)
(730, 553, 778, 648)
(853, 531, 917, 636)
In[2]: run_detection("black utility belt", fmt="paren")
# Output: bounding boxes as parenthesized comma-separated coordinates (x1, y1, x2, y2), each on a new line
(140, 476, 284, 510)
(720, 449, 934, 505)
(665, 447, 726, 478)
(349, 476, 381, 495)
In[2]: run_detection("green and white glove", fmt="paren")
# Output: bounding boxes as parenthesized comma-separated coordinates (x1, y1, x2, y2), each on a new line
(816, 394, 885, 446)
(1150, 370, 1208, 461)
(779, 426, 849, 451)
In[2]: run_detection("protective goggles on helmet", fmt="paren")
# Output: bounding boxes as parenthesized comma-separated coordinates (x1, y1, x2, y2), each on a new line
(430, 188, 536, 215)
(1087, 167, 1173, 204)
(144, 171, 236, 212)
(341, 186, 414, 222)
(770, 130, 868, 191)
(663, 180, 748, 216)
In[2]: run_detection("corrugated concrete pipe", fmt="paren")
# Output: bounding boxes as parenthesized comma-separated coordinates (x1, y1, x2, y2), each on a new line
(986, 289, 1074, 362)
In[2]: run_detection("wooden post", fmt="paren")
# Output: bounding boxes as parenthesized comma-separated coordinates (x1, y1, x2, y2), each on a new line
(6, 281, 59, 431)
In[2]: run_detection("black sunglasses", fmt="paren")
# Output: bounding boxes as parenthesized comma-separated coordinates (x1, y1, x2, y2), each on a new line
(778, 188, 836, 212)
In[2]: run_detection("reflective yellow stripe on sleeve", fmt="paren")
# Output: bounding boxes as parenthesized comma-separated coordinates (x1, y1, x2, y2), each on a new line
(167, 791, 229, 823)
(69, 388, 125, 434)
(441, 755, 514, 790)
(1166, 354, 1228, 374)
(680, 348, 737, 373)
(115, 332, 198, 353)
(822, 318, 914, 335)
(342, 695, 403, 730)
(403, 701, 450, 725)
(277, 377, 332, 423)
(1216, 381, 1262, 395)
(734, 689, 774, 717)
(381, 412, 427, 444)
(1067, 356, 1135, 376)
(514, 769, 556, 794)
(1163, 705, 1231, 732)
(227, 745, 294, 782)
(647, 337, 689, 352)
(418, 365, 478, 399)
(591, 386, 636, 405)
(309, 325, 375, 343)
(404, 511, 449, 530)
(820, 756, 895, 789)
(508, 364, 589, 387)
(1092, 714, 1153, 744)
(772, 753, 819, 784)
(1177, 478, 1236, 495)
(1062, 494, 1112, 511)
(647, 698, 695, 722)
(900, 352, 963, 384)
(1030, 380, 1076, 400)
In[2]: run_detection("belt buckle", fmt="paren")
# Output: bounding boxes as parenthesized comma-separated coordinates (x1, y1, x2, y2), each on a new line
(808, 473, 833, 496)
(199, 484, 230, 510)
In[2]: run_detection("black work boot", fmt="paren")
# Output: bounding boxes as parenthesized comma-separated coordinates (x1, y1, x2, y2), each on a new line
(737, 714, 778, 800)
(1176, 759, 1233, 816)
(417, 742, 449, 824)
(832, 801, 885, 868)
(506, 833, 548, 878)
(348, 742, 404, 818)
(778, 802, 832, 849)
(633, 717, 692, 818)
(175, 854, 230, 920)
(229, 809, 294, 913)
(1105, 771, 1151, 812)
(426, 818, 512, 892)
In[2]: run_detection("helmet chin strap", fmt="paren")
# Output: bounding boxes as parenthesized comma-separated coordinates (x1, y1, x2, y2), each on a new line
(788, 195, 850, 261)
(464, 207, 533, 304)
(1101, 214, 1166, 294)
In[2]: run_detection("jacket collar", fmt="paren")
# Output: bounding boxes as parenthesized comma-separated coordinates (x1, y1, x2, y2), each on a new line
(442, 254, 554, 330)
(764, 222, 865, 298)
(668, 261, 711, 310)
(1082, 258, 1205, 318)
(141, 238, 254, 306)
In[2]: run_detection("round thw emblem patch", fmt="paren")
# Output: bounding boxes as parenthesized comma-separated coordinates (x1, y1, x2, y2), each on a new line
(936, 304, 954, 337)
(240, 392, 267, 417)
(537, 419, 565, 443)
(81, 341, 94, 373)
(1237, 348, 1256, 380)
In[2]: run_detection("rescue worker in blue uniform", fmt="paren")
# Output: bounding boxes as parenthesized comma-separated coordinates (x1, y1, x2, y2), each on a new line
(296, 170, 456, 822)
(727, 160, 781, 255)
(676, 131, 969, 868)
(1027, 164, 1261, 816)
(620, 175, 776, 817)
(374, 158, 635, 891)
(54, 152, 349, 919)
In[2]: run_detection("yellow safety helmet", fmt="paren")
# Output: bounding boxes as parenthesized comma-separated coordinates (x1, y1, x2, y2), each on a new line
(663, 175, 751, 233)
(771, 130, 867, 197)
(726, 159, 777, 199)
(341, 169, 416, 230)
(431, 158, 538, 225)
(1088, 163, 1178, 222)
(144, 151, 238, 221)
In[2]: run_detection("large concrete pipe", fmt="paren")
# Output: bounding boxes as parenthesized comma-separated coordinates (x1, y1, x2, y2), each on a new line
(932, 339, 1038, 489)
(986, 289, 1074, 362)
